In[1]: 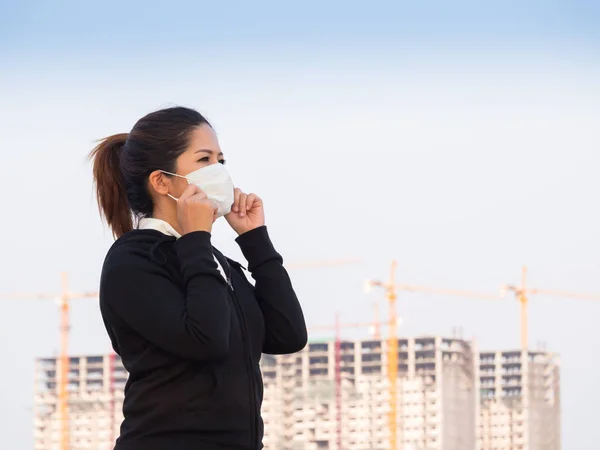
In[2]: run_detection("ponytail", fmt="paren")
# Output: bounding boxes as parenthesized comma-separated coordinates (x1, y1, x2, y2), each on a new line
(89, 134, 133, 238)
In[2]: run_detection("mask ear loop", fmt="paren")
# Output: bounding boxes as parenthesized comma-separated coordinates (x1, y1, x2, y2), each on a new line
(160, 170, 190, 202)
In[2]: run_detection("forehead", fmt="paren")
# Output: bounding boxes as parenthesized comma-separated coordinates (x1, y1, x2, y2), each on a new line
(186, 124, 220, 152)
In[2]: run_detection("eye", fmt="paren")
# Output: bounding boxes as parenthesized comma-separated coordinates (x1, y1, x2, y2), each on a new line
(219, 159, 226, 165)
(198, 156, 210, 162)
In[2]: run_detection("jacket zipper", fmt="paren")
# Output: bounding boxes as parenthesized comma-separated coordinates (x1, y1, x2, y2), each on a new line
(222, 257, 258, 449)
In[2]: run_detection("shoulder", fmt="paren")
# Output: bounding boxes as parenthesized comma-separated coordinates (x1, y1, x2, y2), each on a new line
(102, 229, 174, 279)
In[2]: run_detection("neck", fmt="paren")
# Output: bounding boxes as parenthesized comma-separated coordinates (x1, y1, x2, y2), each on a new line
(151, 203, 182, 235)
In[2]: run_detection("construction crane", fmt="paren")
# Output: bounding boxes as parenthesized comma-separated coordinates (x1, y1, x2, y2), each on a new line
(365, 260, 399, 450)
(364, 261, 501, 450)
(503, 265, 600, 350)
(0, 272, 98, 450)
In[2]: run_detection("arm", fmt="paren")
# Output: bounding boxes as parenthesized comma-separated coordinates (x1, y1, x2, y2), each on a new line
(236, 226, 308, 354)
(102, 231, 231, 361)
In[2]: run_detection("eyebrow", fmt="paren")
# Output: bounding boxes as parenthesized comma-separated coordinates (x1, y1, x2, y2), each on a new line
(195, 149, 224, 156)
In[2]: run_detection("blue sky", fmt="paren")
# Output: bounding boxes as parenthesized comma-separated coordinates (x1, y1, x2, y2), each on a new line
(1, 1, 599, 449)
(2, 1, 600, 62)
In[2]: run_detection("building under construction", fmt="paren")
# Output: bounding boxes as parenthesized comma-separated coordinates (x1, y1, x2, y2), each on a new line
(34, 354, 125, 450)
(33, 337, 560, 450)
(262, 335, 479, 450)
(478, 349, 561, 450)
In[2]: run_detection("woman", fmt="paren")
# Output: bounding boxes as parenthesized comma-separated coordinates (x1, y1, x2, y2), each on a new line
(90, 106, 307, 450)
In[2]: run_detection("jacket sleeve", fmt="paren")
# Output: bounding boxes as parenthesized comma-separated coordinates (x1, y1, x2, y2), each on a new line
(101, 231, 231, 361)
(236, 226, 308, 354)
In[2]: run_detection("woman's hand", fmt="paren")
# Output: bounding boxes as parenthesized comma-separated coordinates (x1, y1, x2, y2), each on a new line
(177, 184, 218, 235)
(225, 188, 265, 235)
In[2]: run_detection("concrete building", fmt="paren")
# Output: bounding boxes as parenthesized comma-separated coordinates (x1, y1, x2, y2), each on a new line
(33, 341, 560, 450)
(478, 350, 561, 450)
(34, 354, 125, 450)
(261, 336, 479, 450)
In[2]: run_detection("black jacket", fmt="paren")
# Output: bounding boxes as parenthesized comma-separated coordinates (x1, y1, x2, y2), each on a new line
(99, 226, 307, 450)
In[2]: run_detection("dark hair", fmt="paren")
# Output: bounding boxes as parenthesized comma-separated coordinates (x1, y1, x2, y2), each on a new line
(89, 106, 211, 238)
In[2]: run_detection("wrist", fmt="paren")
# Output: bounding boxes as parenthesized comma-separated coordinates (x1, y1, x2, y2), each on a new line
(182, 223, 213, 235)
(235, 223, 264, 236)
(235, 226, 280, 269)
(183, 228, 212, 236)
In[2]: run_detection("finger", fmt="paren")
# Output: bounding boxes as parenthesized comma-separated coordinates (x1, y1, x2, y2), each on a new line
(238, 192, 248, 216)
(190, 189, 208, 201)
(191, 183, 207, 196)
(232, 188, 242, 212)
(178, 183, 198, 201)
(246, 193, 258, 211)
(190, 191, 208, 202)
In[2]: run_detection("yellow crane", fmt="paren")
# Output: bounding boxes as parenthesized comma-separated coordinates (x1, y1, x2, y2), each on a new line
(0, 273, 98, 450)
(365, 261, 399, 450)
(503, 265, 600, 350)
(365, 261, 500, 450)
(363, 262, 600, 450)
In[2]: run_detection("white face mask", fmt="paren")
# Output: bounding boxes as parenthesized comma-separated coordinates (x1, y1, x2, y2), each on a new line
(162, 163, 235, 218)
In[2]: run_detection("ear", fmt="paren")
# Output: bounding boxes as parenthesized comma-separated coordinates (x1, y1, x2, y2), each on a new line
(148, 170, 172, 196)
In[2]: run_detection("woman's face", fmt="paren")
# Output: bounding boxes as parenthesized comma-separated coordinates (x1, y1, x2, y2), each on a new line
(169, 124, 226, 198)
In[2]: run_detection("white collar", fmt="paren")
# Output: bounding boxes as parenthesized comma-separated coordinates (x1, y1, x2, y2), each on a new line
(138, 218, 181, 238)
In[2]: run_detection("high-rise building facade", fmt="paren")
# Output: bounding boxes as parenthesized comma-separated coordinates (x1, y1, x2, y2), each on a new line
(33, 340, 560, 450)
(478, 350, 561, 450)
(261, 336, 479, 450)
(34, 354, 125, 450)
